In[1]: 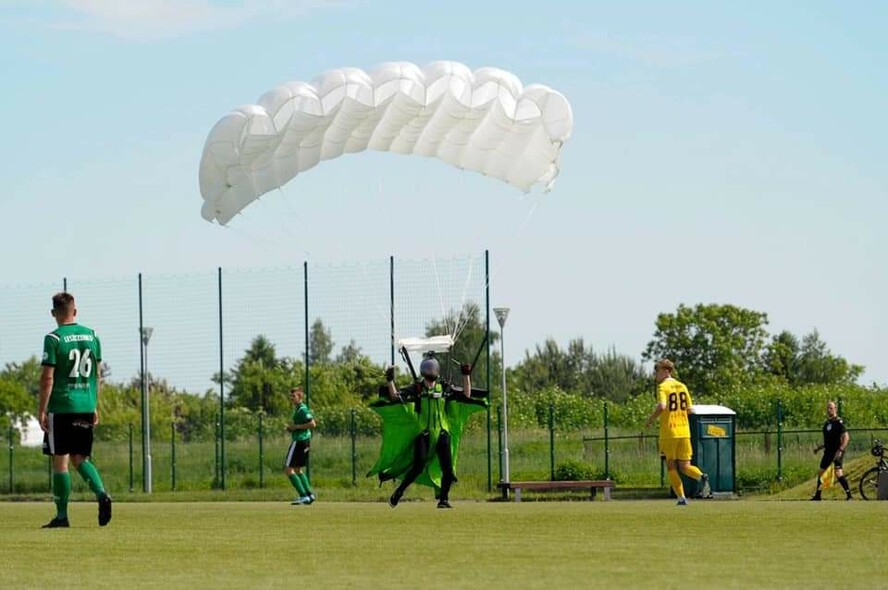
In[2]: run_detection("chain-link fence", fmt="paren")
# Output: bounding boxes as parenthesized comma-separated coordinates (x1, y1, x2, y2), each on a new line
(5, 402, 885, 497)
(0, 253, 495, 494)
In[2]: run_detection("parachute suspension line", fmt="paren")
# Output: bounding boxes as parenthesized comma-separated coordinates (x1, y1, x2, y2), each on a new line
(517, 195, 542, 235)
(450, 259, 478, 345)
(219, 214, 294, 254)
(431, 256, 454, 340)
(478, 194, 544, 316)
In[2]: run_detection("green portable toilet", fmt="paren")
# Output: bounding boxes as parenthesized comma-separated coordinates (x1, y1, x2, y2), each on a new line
(680, 404, 736, 496)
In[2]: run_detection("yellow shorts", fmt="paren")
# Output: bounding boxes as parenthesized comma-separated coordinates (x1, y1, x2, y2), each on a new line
(660, 438, 693, 461)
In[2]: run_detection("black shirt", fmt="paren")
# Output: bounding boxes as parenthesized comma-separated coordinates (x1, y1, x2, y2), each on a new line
(822, 417, 846, 451)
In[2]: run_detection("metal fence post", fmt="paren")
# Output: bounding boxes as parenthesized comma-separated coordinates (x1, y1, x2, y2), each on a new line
(214, 412, 221, 488)
(7, 423, 13, 494)
(303, 261, 311, 481)
(258, 412, 264, 489)
(128, 423, 134, 493)
(496, 405, 503, 483)
(217, 267, 226, 490)
(603, 402, 610, 480)
(776, 399, 784, 482)
(485, 249, 492, 493)
(548, 403, 555, 481)
(351, 408, 357, 487)
(171, 421, 177, 491)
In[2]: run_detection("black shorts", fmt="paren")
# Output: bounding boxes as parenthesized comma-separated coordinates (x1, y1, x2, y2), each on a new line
(820, 450, 844, 471)
(285, 440, 311, 469)
(42, 413, 95, 457)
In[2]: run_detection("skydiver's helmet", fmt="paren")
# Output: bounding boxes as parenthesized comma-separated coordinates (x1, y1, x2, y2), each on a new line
(419, 355, 440, 381)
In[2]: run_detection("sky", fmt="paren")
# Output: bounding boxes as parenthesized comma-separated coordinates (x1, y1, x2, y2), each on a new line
(1, 0, 886, 388)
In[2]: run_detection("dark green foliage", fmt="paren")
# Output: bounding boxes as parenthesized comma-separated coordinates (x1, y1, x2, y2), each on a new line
(309, 319, 334, 365)
(644, 304, 866, 397)
(425, 301, 497, 389)
(554, 459, 596, 481)
(312, 405, 381, 437)
(511, 339, 648, 401)
(643, 303, 771, 397)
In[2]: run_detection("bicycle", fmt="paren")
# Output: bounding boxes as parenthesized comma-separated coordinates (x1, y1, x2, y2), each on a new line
(858, 439, 887, 500)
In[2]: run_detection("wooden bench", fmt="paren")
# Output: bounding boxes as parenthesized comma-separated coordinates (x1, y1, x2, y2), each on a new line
(496, 480, 615, 502)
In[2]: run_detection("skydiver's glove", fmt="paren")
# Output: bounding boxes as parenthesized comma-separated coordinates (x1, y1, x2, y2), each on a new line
(460, 364, 472, 376)
(384, 367, 395, 383)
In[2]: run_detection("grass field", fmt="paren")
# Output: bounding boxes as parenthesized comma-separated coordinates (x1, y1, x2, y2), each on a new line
(2, 499, 886, 589)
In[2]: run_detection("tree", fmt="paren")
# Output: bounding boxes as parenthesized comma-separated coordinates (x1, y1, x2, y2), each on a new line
(513, 340, 648, 401)
(763, 330, 801, 384)
(513, 338, 584, 394)
(2, 357, 42, 399)
(225, 336, 302, 416)
(586, 347, 650, 402)
(242, 335, 278, 368)
(309, 319, 334, 366)
(0, 359, 41, 432)
(643, 303, 770, 397)
(794, 330, 864, 386)
(424, 301, 497, 389)
(0, 377, 32, 430)
(763, 329, 863, 386)
(336, 340, 364, 364)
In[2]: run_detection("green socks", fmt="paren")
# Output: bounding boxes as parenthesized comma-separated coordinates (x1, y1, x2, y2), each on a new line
(288, 473, 307, 496)
(288, 472, 313, 497)
(297, 472, 313, 496)
(76, 461, 106, 499)
(52, 472, 71, 519)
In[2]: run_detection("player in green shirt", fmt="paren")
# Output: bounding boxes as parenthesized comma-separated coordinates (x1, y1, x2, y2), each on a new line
(284, 387, 317, 505)
(38, 292, 112, 528)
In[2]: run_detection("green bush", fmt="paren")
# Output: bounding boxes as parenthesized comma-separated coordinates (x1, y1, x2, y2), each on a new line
(553, 459, 596, 481)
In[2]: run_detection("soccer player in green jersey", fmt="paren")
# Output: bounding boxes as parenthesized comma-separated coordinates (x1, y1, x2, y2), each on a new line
(285, 387, 317, 505)
(38, 292, 112, 528)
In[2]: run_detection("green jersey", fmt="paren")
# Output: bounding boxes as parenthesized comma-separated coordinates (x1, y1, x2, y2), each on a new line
(42, 323, 102, 414)
(290, 402, 314, 442)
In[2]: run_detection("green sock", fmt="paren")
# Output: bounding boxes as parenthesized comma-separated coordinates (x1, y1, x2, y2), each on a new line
(297, 472, 313, 496)
(52, 472, 71, 519)
(76, 461, 106, 499)
(288, 473, 307, 496)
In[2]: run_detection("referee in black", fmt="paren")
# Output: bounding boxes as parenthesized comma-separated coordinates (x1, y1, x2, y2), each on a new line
(811, 400, 853, 501)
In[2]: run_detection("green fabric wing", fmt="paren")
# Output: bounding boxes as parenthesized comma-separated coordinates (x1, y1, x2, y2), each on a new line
(366, 399, 422, 483)
(367, 388, 489, 492)
(445, 390, 489, 475)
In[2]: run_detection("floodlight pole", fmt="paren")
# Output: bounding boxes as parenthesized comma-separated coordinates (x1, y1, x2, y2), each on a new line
(494, 307, 510, 485)
(140, 326, 154, 494)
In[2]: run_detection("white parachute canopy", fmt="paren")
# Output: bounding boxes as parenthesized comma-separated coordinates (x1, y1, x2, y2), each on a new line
(199, 61, 573, 224)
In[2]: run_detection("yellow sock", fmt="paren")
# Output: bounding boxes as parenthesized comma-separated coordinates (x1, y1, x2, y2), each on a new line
(667, 470, 685, 498)
(681, 464, 703, 480)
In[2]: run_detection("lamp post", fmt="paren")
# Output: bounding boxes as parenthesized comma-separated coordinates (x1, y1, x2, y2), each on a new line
(140, 326, 154, 494)
(493, 307, 510, 485)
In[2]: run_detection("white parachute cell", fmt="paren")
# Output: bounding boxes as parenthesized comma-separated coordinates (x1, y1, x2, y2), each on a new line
(199, 61, 573, 224)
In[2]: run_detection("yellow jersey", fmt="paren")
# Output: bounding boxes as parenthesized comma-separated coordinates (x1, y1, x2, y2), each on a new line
(657, 377, 693, 440)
